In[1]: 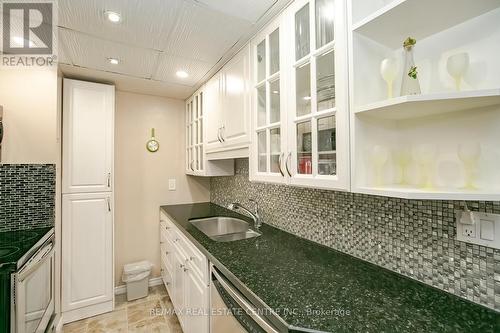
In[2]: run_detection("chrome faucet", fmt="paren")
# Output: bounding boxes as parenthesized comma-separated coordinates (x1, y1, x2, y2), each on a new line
(228, 199, 262, 229)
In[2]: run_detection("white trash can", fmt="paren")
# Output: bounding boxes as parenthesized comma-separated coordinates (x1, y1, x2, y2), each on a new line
(122, 261, 153, 301)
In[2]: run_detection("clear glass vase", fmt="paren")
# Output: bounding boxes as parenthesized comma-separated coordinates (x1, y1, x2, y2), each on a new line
(400, 37, 421, 96)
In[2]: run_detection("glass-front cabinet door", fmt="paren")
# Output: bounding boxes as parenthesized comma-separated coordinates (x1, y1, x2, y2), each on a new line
(286, 0, 349, 190)
(250, 17, 287, 184)
(186, 89, 204, 175)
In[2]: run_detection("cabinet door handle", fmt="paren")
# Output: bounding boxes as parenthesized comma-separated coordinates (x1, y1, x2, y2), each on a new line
(107, 197, 111, 212)
(107, 173, 111, 187)
(217, 128, 222, 143)
(285, 152, 292, 177)
(220, 125, 226, 142)
(278, 153, 285, 177)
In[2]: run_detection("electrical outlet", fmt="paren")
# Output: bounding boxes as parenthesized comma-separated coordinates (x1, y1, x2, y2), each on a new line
(168, 179, 176, 191)
(463, 225, 476, 238)
(456, 211, 500, 249)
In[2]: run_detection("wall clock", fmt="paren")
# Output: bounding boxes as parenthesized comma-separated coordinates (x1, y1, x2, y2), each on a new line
(146, 128, 159, 152)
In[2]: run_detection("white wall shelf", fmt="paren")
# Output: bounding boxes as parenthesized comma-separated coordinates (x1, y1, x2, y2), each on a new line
(352, 0, 500, 49)
(357, 185, 500, 201)
(349, 1, 500, 201)
(356, 89, 500, 120)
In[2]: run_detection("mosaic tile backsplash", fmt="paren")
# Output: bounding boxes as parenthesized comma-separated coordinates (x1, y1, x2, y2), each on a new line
(0, 164, 56, 232)
(210, 158, 500, 311)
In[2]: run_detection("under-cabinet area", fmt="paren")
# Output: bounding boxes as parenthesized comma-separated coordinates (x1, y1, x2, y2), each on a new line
(3, 0, 500, 333)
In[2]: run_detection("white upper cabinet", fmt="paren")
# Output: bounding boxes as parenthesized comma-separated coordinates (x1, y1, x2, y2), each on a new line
(250, 17, 288, 184)
(204, 45, 252, 159)
(185, 85, 234, 177)
(250, 0, 350, 191)
(62, 79, 114, 194)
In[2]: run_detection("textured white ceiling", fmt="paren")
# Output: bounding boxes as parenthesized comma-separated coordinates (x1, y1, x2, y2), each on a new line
(57, 0, 278, 99)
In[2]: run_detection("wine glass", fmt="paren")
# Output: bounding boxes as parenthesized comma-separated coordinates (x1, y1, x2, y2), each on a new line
(458, 143, 481, 190)
(392, 147, 412, 185)
(413, 144, 438, 189)
(380, 58, 399, 99)
(370, 145, 389, 187)
(446, 53, 469, 91)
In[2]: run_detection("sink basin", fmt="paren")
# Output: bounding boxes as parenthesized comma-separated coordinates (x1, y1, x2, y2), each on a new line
(189, 217, 261, 242)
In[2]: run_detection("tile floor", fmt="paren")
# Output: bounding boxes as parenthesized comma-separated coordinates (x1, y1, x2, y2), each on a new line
(63, 285, 183, 333)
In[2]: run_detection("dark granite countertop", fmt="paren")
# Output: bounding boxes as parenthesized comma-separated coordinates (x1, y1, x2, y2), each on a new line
(0, 227, 54, 273)
(161, 202, 500, 333)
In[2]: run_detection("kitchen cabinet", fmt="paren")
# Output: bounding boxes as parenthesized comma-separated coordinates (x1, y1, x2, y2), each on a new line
(204, 45, 252, 160)
(61, 192, 113, 323)
(159, 211, 209, 333)
(185, 87, 234, 176)
(62, 79, 114, 194)
(250, 0, 350, 191)
(62, 79, 115, 323)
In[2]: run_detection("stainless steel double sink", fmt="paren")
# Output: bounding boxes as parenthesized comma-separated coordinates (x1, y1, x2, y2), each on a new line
(189, 217, 261, 242)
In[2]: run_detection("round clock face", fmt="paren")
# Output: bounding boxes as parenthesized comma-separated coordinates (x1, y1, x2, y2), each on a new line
(146, 139, 159, 152)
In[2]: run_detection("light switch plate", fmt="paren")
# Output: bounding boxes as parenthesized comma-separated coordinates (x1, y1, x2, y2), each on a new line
(456, 211, 500, 249)
(168, 179, 176, 191)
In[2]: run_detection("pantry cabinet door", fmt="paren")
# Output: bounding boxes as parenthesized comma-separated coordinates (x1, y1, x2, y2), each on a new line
(285, 0, 350, 191)
(62, 193, 113, 319)
(62, 79, 114, 194)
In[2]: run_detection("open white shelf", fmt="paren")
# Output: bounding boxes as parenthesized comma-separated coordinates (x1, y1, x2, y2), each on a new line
(357, 185, 500, 201)
(352, 0, 500, 49)
(355, 89, 500, 120)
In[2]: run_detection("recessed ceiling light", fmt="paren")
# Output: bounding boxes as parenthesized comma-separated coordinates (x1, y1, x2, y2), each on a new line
(176, 70, 189, 78)
(105, 11, 121, 23)
(108, 57, 120, 65)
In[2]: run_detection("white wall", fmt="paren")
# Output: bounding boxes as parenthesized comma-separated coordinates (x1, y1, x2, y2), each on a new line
(0, 66, 58, 163)
(114, 91, 210, 286)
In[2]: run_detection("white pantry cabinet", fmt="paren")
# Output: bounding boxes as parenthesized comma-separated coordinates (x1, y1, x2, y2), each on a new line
(250, 0, 350, 191)
(205, 45, 252, 160)
(160, 211, 209, 333)
(185, 87, 234, 177)
(62, 79, 115, 323)
(62, 79, 114, 194)
(61, 193, 113, 322)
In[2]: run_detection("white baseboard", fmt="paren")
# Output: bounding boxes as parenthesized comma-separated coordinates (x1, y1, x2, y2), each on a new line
(114, 277, 163, 295)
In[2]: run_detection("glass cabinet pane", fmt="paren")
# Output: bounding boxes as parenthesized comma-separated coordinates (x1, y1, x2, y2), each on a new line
(199, 146, 204, 170)
(195, 146, 199, 170)
(315, 0, 334, 49)
(317, 116, 336, 175)
(296, 63, 311, 116)
(316, 50, 335, 111)
(270, 79, 280, 123)
(199, 119, 203, 144)
(257, 40, 266, 82)
(295, 4, 310, 60)
(296, 121, 312, 174)
(195, 121, 198, 144)
(188, 125, 192, 146)
(270, 128, 281, 173)
(258, 131, 267, 172)
(257, 85, 266, 127)
(269, 29, 280, 75)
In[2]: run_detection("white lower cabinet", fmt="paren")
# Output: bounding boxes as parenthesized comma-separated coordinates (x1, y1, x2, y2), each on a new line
(160, 211, 209, 333)
(62, 193, 114, 323)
